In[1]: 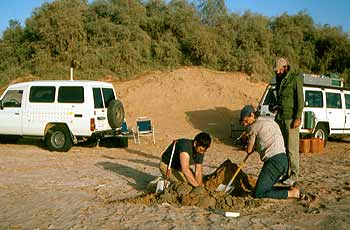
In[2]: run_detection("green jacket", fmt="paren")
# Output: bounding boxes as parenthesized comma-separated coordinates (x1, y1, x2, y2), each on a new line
(275, 71, 304, 120)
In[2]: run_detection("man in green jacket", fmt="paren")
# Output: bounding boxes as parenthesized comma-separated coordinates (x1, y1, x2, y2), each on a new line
(273, 58, 304, 186)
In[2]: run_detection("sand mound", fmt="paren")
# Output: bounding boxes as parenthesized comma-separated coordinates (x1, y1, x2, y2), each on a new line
(204, 159, 256, 195)
(123, 159, 259, 211)
(114, 67, 267, 141)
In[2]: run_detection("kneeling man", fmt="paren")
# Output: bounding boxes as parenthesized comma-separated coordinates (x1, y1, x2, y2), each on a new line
(240, 105, 301, 199)
(159, 132, 211, 187)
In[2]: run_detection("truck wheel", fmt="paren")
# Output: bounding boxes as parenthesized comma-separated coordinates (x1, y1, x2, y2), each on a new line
(312, 124, 328, 146)
(107, 99, 124, 129)
(45, 125, 72, 152)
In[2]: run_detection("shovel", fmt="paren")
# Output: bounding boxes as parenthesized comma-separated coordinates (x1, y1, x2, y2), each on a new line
(216, 153, 250, 194)
(234, 131, 247, 145)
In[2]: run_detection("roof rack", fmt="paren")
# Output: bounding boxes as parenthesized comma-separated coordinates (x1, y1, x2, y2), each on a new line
(270, 73, 344, 88)
(302, 73, 343, 87)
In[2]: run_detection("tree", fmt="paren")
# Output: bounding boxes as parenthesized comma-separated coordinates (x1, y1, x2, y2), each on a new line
(85, 0, 151, 76)
(25, 0, 89, 71)
(228, 11, 272, 79)
(197, 0, 227, 26)
(270, 12, 316, 72)
(0, 0, 349, 85)
(1, 20, 27, 67)
(314, 26, 350, 74)
(0, 20, 33, 84)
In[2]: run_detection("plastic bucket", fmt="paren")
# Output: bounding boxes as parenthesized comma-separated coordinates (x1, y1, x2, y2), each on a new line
(318, 139, 324, 153)
(299, 139, 310, 153)
(310, 138, 319, 153)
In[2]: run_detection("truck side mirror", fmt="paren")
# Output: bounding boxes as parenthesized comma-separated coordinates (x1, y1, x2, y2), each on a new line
(0, 100, 3, 110)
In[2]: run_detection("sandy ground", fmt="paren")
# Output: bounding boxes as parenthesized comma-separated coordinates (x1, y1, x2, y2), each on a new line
(0, 67, 350, 229)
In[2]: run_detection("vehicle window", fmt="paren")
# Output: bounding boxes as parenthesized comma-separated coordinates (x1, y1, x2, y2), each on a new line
(102, 88, 115, 107)
(263, 88, 276, 105)
(326, 92, 342, 109)
(58, 86, 84, 103)
(305, 90, 323, 107)
(93, 88, 104, 109)
(1, 90, 23, 107)
(345, 94, 350, 109)
(29, 86, 55, 103)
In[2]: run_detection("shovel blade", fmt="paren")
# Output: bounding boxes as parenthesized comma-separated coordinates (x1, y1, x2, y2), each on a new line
(155, 179, 171, 193)
(156, 180, 164, 193)
(216, 183, 233, 193)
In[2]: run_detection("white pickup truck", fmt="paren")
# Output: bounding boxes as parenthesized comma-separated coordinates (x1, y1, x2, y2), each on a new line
(0, 80, 124, 151)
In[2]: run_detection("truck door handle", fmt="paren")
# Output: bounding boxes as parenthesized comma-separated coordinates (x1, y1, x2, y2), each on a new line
(14, 112, 20, 115)
(97, 116, 106, 120)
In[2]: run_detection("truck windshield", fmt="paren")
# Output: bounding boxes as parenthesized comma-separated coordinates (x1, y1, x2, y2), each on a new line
(263, 88, 276, 105)
(1, 90, 23, 107)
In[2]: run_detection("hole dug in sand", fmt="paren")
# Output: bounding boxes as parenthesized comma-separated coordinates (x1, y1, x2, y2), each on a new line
(124, 159, 262, 211)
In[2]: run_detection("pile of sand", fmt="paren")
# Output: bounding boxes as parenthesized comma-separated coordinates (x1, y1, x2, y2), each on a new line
(112, 67, 267, 141)
(203, 159, 256, 195)
(124, 159, 260, 211)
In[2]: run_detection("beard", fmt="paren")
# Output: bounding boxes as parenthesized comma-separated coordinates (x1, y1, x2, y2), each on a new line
(276, 71, 287, 78)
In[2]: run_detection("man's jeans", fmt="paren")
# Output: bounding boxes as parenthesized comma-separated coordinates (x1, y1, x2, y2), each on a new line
(254, 153, 289, 199)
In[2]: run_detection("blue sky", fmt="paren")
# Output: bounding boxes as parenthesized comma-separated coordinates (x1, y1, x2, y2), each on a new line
(226, 0, 349, 33)
(0, 0, 349, 37)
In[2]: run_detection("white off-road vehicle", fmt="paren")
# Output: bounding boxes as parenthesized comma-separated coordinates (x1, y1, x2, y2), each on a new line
(258, 73, 347, 144)
(0, 80, 124, 151)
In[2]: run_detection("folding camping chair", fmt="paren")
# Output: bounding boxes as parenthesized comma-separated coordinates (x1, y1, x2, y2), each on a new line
(135, 116, 155, 144)
(120, 119, 137, 144)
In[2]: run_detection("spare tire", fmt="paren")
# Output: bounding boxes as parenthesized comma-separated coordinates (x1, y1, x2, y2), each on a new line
(107, 99, 125, 129)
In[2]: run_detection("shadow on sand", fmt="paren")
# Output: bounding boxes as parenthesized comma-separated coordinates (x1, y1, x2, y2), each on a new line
(125, 148, 160, 160)
(185, 107, 244, 145)
(96, 161, 156, 191)
(0, 136, 47, 149)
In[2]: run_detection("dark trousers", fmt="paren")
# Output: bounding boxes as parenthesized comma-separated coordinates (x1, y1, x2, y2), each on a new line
(254, 153, 289, 199)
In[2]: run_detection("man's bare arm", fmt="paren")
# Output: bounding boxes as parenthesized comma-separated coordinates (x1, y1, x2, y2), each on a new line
(194, 164, 203, 186)
(180, 152, 200, 187)
(246, 139, 255, 154)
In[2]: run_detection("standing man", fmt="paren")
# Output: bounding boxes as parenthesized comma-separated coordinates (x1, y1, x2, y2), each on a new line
(273, 58, 304, 186)
(159, 132, 211, 187)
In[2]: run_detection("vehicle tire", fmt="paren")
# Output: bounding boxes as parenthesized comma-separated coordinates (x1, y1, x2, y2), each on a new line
(45, 125, 72, 152)
(312, 124, 328, 146)
(107, 99, 124, 129)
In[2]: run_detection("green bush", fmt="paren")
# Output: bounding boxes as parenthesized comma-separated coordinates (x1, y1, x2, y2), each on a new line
(0, 0, 349, 86)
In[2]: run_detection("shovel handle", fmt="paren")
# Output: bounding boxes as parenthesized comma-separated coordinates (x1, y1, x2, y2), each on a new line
(164, 140, 177, 188)
(234, 131, 247, 144)
(167, 140, 177, 173)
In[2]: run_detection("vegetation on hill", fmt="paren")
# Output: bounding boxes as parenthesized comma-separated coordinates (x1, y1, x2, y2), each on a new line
(0, 0, 349, 86)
